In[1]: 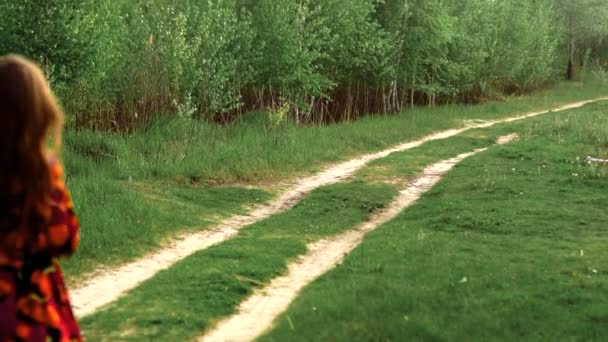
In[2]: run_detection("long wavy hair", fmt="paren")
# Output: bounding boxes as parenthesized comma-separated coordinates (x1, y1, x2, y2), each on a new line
(0, 55, 64, 239)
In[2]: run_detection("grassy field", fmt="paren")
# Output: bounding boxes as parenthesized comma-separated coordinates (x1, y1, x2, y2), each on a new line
(79, 183, 397, 341)
(62, 76, 608, 280)
(261, 102, 608, 341)
(78, 115, 542, 340)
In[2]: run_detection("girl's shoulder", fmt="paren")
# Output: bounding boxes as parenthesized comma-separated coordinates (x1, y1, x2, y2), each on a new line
(47, 157, 64, 182)
(47, 156, 62, 172)
(47, 158, 68, 203)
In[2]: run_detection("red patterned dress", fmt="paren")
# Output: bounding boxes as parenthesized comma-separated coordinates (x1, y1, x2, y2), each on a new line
(0, 162, 81, 342)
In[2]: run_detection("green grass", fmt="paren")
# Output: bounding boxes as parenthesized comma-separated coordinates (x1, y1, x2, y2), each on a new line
(354, 127, 516, 185)
(65, 76, 607, 185)
(61, 76, 607, 280)
(78, 118, 531, 340)
(62, 180, 271, 279)
(261, 102, 608, 341)
(79, 183, 397, 341)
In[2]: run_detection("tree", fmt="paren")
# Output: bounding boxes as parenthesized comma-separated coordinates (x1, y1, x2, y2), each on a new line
(555, 0, 608, 79)
(0, 1, 99, 85)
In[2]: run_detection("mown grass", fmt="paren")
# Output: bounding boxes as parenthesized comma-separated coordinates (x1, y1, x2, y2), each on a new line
(261, 102, 608, 341)
(79, 183, 398, 341)
(62, 76, 607, 279)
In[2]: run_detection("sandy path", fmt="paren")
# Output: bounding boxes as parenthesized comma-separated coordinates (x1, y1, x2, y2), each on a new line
(70, 97, 608, 318)
(200, 134, 518, 342)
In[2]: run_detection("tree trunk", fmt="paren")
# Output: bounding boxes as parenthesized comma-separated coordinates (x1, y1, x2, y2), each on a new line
(566, 16, 575, 81)
(410, 66, 417, 108)
(567, 38, 575, 80)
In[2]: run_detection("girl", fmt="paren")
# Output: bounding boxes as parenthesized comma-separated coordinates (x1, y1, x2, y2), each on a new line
(0, 55, 82, 341)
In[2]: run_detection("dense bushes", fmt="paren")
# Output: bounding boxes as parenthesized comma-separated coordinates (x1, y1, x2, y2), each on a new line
(1, 0, 606, 129)
(554, 0, 608, 79)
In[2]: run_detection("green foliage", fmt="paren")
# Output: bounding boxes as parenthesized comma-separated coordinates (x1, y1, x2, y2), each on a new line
(0, 1, 97, 84)
(555, 0, 608, 77)
(0, 0, 606, 128)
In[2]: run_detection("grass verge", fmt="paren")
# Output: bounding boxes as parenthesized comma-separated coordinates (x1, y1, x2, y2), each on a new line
(261, 102, 608, 341)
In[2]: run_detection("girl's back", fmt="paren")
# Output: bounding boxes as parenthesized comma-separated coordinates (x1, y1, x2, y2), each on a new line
(0, 55, 81, 342)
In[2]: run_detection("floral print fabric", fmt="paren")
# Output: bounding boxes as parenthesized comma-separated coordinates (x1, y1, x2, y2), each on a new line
(0, 162, 81, 342)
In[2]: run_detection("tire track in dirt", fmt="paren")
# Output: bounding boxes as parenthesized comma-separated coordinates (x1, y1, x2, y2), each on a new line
(200, 134, 518, 342)
(70, 98, 608, 318)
